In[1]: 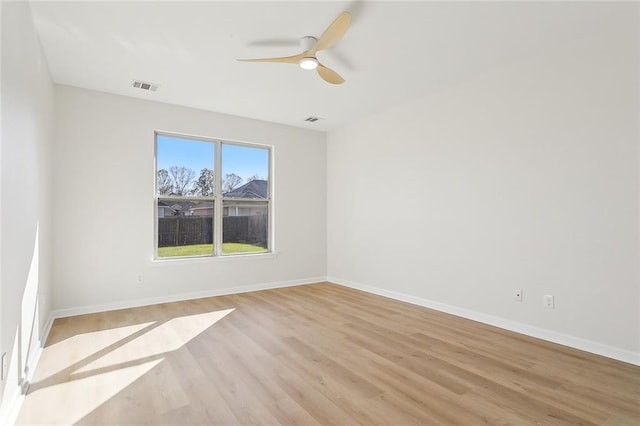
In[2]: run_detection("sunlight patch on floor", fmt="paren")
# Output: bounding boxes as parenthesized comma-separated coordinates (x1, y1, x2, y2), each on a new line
(37, 321, 156, 379)
(23, 359, 164, 424)
(74, 309, 234, 375)
(18, 308, 234, 424)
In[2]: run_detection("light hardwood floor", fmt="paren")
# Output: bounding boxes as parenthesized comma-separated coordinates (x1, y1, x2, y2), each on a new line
(17, 282, 640, 425)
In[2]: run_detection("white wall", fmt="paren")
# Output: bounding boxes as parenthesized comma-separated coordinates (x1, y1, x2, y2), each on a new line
(327, 3, 639, 363)
(53, 86, 326, 312)
(0, 0, 54, 420)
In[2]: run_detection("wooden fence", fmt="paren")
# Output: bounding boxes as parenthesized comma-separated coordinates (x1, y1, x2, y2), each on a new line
(158, 214, 267, 247)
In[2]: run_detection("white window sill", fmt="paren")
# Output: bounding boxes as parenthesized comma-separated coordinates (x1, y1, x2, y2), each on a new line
(151, 250, 280, 264)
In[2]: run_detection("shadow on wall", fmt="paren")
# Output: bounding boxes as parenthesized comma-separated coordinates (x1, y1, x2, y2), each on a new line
(0, 223, 45, 423)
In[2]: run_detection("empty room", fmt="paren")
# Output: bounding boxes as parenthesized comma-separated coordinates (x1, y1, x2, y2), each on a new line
(1, 0, 639, 424)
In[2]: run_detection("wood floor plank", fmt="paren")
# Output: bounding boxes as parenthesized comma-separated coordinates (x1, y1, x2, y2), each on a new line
(16, 282, 640, 425)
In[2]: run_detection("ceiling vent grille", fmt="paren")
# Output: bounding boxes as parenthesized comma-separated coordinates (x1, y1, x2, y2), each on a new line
(132, 80, 159, 92)
(304, 116, 321, 123)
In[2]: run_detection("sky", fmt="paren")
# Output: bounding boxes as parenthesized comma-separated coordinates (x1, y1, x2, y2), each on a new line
(156, 134, 269, 182)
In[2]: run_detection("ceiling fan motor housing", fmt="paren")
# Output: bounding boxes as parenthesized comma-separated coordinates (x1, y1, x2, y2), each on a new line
(300, 36, 317, 51)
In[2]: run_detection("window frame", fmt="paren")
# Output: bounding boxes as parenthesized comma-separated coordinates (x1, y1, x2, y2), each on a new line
(154, 131, 273, 260)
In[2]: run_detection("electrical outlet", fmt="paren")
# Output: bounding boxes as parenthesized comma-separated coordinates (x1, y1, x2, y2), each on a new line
(136, 274, 144, 284)
(1, 352, 7, 381)
(544, 294, 554, 309)
(515, 289, 523, 302)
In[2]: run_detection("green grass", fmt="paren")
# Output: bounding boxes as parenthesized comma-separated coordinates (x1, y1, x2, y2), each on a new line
(222, 243, 267, 254)
(158, 243, 267, 257)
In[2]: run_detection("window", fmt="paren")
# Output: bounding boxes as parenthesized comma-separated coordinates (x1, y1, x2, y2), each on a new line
(155, 132, 271, 258)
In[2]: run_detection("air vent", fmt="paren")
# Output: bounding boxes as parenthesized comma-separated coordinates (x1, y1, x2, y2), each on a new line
(132, 80, 159, 92)
(304, 116, 321, 123)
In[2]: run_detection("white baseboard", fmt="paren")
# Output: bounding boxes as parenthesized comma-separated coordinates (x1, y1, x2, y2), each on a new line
(328, 276, 640, 367)
(39, 315, 55, 351)
(51, 276, 326, 319)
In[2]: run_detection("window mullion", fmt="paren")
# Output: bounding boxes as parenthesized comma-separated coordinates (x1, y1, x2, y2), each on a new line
(214, 141, 223, 256)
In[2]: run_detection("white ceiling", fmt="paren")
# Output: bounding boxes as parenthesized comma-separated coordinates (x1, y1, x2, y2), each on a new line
(29, 1, 605, 131)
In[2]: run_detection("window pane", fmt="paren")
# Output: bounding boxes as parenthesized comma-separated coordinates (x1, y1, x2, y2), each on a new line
(157, 199, 214, 257)
(221, 144, 269, 197)
(155, 134, 271, 259)
(222, 200, 268, 254)
(157, 135, 214, 197)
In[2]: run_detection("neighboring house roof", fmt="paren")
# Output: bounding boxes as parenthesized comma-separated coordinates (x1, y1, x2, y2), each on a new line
(158, 180, 267, 215)
(223, 180, 268, 199)
(157, 200, 177, 214)
(158, 200, 190, 210)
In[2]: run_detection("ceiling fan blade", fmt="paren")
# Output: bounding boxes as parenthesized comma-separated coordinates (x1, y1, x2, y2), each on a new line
(317, 64, 345, 85)
(313, 11, 351, 53)
(247, 38, 300, 48)
(237, 52, 304, 64)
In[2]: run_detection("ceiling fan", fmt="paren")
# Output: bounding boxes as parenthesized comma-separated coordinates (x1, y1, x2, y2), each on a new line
(238, 11, 351, 85)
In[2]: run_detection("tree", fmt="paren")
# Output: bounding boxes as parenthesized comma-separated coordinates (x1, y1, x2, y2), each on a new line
(247, 174, 261, 182)
(169, 165, 196, 196)
(195, 168, 214, 196)
(157, 169, 173, 195)
(223, 173, 243, 193)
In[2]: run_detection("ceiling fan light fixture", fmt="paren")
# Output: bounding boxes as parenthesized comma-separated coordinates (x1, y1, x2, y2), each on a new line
(299, 57, 319, 70)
